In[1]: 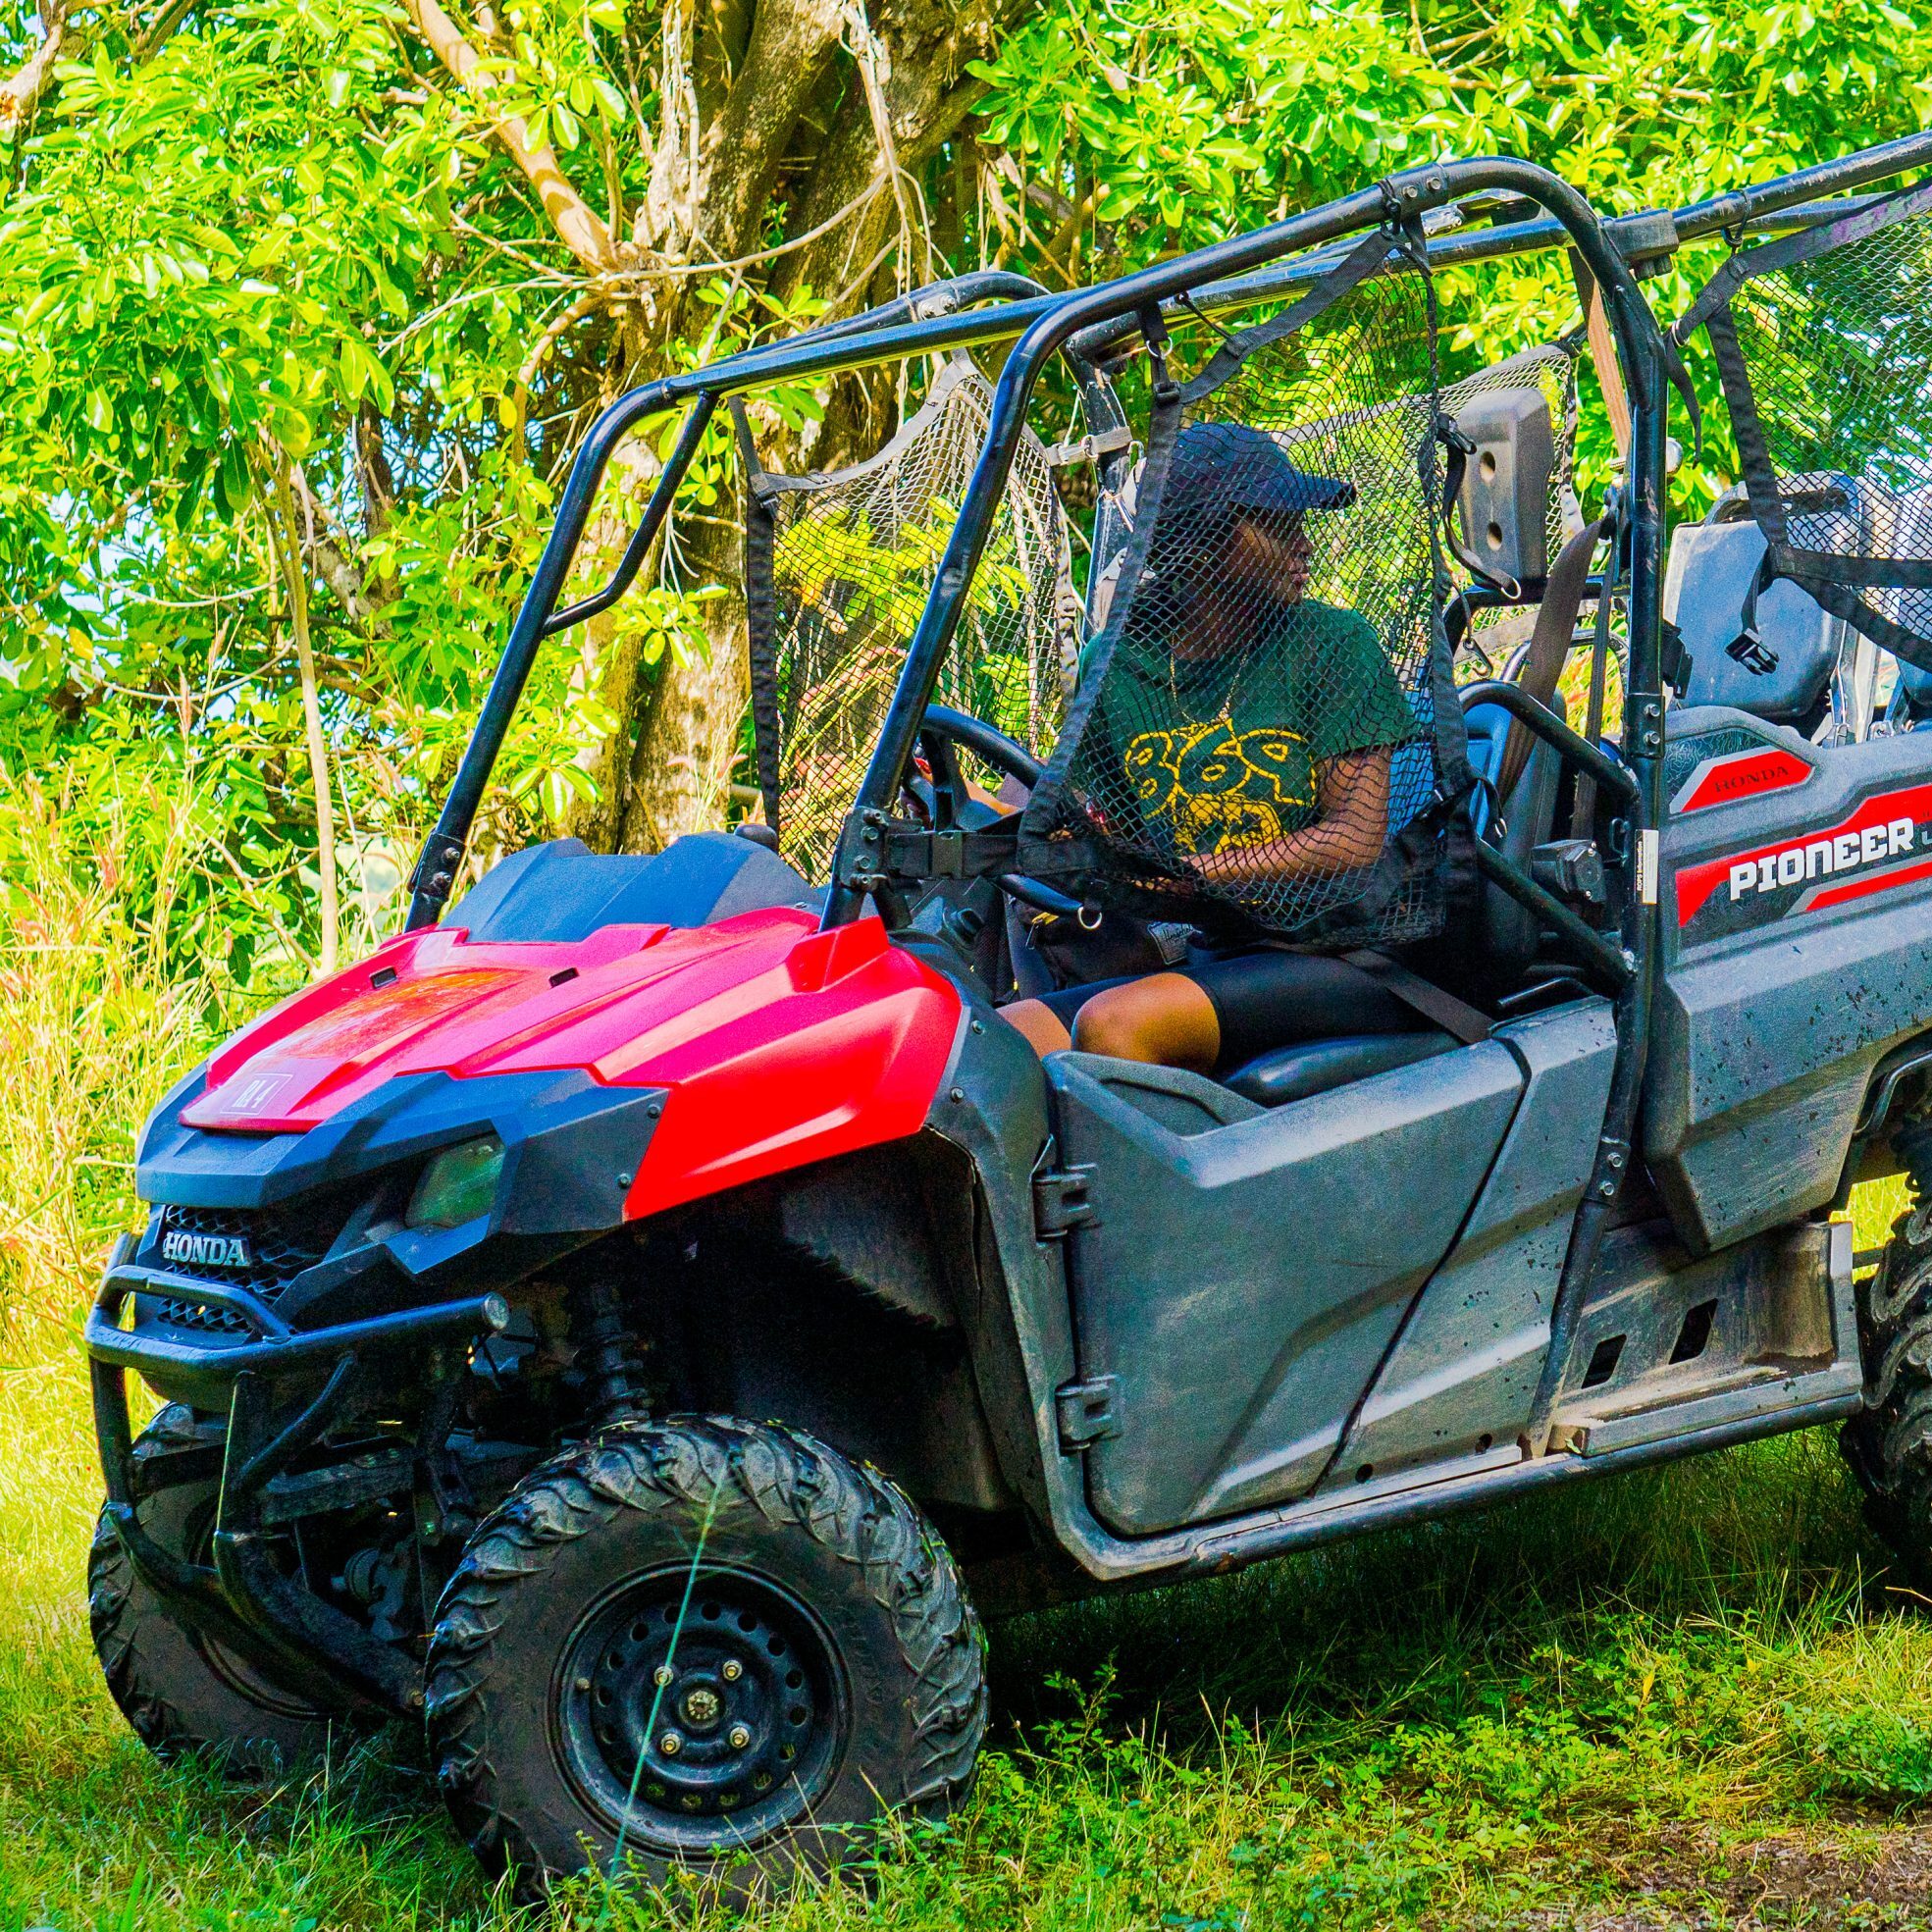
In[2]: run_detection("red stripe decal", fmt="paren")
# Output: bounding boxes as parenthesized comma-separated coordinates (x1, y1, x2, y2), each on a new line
(1677, 746, 1813, 814)
(1800, 853, 1932, 914)
(1674, 780, 1932, 926)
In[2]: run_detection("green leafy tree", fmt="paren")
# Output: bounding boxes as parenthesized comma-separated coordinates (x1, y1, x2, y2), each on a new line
(2, 0, 1929, 984)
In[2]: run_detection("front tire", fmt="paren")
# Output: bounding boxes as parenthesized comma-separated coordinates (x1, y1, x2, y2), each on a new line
(425, 1416, 987, 1900)
(87, 1406, 344, 1772)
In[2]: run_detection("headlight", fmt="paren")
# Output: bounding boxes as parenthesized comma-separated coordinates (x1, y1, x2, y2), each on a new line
(406, 1135, 505, 1230)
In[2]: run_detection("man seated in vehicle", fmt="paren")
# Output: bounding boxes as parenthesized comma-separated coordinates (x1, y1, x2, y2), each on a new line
(1001, 421, 1430, 1072)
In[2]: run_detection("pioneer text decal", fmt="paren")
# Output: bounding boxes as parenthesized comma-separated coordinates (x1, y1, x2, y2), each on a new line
(1675, 782, 1932, 932)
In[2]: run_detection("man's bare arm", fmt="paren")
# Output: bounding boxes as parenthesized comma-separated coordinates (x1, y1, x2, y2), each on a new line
(1183, 748, 1391, 885)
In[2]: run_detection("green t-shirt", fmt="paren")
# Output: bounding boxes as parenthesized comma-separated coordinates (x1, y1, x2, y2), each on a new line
(1081, 600, 1418, 861)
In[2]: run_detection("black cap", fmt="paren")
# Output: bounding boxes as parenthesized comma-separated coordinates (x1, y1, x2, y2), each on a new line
(1164, 421, 1354, 516)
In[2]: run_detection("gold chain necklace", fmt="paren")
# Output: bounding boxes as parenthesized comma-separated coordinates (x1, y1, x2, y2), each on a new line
(1167, 647, 1234, 731)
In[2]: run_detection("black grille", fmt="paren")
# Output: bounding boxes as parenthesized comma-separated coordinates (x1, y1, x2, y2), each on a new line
(150, 1295, 252, 1335)
(149, 1191, 358, 1333)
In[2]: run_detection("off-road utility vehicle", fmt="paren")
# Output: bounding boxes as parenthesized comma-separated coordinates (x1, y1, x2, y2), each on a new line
(87, 132, 1932, 1898)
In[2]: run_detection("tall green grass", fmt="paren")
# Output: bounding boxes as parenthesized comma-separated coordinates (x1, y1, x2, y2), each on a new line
(3, 816, 1929, 1930)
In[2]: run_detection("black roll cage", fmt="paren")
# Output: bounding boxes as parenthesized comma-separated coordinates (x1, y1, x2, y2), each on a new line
(397, 134, 1932, 1453)
(401, 131, 1932, 937)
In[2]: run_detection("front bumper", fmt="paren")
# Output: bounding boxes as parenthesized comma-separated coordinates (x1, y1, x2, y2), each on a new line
(89, 1273, 510, 1715)
(109, 1067, 663, 1407)
(87, 1066, 665, 1713)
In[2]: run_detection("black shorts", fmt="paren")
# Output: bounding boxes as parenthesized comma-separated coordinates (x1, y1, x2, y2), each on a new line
(1030, 948, 1426, 1074)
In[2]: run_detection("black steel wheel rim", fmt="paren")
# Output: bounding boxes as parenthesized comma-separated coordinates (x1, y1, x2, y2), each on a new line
(554, 1564, 848, 1853)
(169, 1497, 330, 1724)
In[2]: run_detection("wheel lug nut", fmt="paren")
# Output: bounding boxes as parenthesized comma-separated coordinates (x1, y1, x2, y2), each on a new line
(659, 1731, 682, 1756)
(721, 1659, 743, 1682)
(653, 1666, 673, 1688)
(728, 1724, 751, 1750)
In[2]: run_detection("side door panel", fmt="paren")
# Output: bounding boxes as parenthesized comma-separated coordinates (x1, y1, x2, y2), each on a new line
(1045, 1045, 1524, 1536)
(1321, 999, 1617, 1487)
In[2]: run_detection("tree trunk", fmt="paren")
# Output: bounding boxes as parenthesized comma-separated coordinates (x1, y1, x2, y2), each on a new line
(618, 563, 749, 851)
(403, 0, 1039, 856)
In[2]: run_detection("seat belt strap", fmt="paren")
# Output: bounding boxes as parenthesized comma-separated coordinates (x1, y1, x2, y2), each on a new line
(1343, 950, 1492, 1044)
(1569, 250, 1632, 460)
(1493, 512, 1611, 802)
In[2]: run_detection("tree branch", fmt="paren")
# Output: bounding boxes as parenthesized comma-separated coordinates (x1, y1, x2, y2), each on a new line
(398, 0, 617, 275)
(768, 6, 1000, 316)
(132, 0, 201, 66)
(0, 0, 72, 144)
(691, 0, 850, 260)
(265, 456, 341, 973)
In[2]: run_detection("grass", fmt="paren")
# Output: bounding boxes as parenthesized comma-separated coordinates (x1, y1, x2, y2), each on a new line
(6, 832, 1932, 1929)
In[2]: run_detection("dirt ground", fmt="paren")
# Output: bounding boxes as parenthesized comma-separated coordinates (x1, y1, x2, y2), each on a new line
(1527, 1818, 1932, 1929)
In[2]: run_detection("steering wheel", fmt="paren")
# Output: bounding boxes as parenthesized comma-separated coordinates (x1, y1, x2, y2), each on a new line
(915, 704, 1041, 816)
(913, 705, 1084, 920)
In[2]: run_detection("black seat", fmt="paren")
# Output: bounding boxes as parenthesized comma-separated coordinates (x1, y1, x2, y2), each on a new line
(1224, 1030, 1458, 1108)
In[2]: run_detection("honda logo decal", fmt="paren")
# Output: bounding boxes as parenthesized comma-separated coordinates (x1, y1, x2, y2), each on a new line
(160, 1229, 252, 1271)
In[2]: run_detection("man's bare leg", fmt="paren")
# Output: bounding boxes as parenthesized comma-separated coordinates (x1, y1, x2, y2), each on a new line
(1000, 973, 1221, 1071)
(998, 1000, 1072, 1057)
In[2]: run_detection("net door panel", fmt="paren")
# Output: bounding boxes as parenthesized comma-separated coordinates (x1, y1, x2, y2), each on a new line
(746, 361, 1073, 881)
(1022, 250, 1466, 947)
(1684, 182, 1932, 667)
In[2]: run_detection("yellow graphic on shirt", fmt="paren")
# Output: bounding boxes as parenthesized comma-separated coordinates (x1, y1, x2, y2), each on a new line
(1123, 717, 1318, 855)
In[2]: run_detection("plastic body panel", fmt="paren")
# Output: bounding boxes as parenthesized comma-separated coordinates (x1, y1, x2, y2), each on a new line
(1045, 1042, 1524, 1536)
(1546, 1220, 1858, 1451)
(1321, 997, 1617, 1486)
(178, 909, 962, 1221)
(1652, 707, 1932, 1251)
(1453, 385, 1556, 585)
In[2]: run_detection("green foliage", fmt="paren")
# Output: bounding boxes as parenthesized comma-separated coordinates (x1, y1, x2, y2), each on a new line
(0, 0, 764, 970)
(3, 0, 1931, 985)
(970, 0, 1932, 507)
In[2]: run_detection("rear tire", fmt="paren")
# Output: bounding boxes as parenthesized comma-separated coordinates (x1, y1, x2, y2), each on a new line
(425, 1415, 986, 1902)
(87, 1406, 344, 1773)
(1841, 1197, 1932, 1581)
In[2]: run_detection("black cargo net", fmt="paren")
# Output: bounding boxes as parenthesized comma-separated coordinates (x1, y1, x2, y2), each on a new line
(1019, 235, 1471, 946)
(738, 360, 1075, 881)
(1678, 179, 1932, 671)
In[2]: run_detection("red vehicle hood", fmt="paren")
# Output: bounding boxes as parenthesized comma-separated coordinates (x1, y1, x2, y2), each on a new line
(181, 910, 965, 1217)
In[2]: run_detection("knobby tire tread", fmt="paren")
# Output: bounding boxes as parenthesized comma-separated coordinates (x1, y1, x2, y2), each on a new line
(1843, 1201, 1932, 1577)
(424, 1413, 986, 1885)
(88, 1404, 218, 1757)
(87, 1404, 339, 1767)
